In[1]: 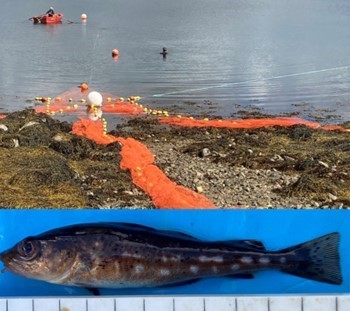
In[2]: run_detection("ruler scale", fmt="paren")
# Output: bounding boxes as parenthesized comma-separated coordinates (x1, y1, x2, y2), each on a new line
(0, 296, 349, 311)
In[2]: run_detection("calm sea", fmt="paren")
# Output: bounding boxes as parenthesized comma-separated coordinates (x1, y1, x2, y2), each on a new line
(0, 0, 349, 121)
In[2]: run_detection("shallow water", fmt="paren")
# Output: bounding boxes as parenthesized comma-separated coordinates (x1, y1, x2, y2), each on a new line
(0, 0, 349, 121)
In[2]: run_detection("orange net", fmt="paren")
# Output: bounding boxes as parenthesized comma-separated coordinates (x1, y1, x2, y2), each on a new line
(34, 86, 348, 132)
(72, 118, 216, 209)
(158, 116, 349, 131)
(34, 87, 144, 116)
(321, 124, 349, 131)
(72, 118, 118, 144)
(0, 114, 6, 120)
(103, 102, 143, 115)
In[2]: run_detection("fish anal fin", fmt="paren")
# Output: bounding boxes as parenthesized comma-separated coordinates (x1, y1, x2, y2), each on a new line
(159, 278, 201, 288)
(226, 273, 255, 279)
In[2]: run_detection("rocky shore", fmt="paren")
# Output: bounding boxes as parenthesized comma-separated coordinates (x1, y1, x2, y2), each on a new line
(0, 109, 349, 209)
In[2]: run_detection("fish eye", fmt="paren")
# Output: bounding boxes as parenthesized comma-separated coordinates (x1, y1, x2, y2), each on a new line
(17, 240, 38, 259)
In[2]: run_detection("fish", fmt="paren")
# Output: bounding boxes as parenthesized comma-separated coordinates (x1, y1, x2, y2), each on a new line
(0, 223, 342, 292)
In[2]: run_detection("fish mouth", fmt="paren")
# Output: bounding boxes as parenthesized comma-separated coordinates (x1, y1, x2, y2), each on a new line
(0, 251, 10, 273)
(1, 266, 9, 273)
(0, 249, 18, 274)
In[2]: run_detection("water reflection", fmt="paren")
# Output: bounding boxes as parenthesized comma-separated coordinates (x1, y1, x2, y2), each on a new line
(0, 0, 348, 121)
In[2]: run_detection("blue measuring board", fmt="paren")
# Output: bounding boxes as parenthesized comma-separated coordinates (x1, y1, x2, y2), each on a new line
(0, 210, 349, 296)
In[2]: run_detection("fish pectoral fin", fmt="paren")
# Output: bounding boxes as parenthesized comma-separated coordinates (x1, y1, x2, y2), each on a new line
(85, 287, 100, 296)
(219, 240, 266, 251)
(226, 273, 255, 279)
(159, 278, 201, 288)
(74, 283, 101, 296)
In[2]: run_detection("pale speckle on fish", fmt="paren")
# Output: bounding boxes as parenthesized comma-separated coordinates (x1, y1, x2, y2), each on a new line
(0, 223, 342, 291)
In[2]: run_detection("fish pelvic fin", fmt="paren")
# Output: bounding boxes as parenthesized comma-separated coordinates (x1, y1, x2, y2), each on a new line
(280, 232, 342, 285)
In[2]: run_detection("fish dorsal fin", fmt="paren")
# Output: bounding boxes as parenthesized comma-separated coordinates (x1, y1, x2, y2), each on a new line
(118, 223, 199, 241)
(216, 239, 266, 252)
(38, 222, 157, 239)
(158, 230, 200, 241)
(40, 222, 200, 244)
(117, 222, 158, 232)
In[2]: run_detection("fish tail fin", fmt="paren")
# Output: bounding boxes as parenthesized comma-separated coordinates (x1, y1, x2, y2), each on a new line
(280, 232, 342, 285)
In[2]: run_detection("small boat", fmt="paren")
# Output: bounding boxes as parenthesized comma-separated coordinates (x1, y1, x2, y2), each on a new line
(32, 13, 63, 24)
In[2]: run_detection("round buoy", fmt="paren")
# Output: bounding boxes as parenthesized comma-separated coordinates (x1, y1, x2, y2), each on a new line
(80, 82, 89, 91)
(81, 14, 87, 20)
(112, 49, 119, 57)
(87, 91, 103, 107)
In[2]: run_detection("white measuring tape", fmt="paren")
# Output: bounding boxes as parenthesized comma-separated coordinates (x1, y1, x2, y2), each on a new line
(0, 295, 349, 311)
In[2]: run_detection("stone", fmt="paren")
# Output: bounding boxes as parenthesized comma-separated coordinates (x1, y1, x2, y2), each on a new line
(19, 121, 40, 132)
(318, 160, 329, 169)
(328, 193, 337, 201)
(199, 148, 211, 157)
(196, 186, 204, 193)
(0, 124, 8, 131)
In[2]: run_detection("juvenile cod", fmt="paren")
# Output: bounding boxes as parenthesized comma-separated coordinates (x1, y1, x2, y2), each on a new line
(0, 223, 342, 291)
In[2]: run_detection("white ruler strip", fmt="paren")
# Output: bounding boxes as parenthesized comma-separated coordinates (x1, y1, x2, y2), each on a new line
(269, 296, 302, 311)
(33, 299, 58, 311)
(0, 296, 349, 311)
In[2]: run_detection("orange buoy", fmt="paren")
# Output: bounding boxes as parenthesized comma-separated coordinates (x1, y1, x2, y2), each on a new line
(112, 49, 119, 57)
(80, 82, 89, 91)
(81, 13, 87, 20)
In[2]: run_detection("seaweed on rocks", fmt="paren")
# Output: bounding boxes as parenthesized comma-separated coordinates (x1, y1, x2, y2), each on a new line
(0, 110, 152, 208)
